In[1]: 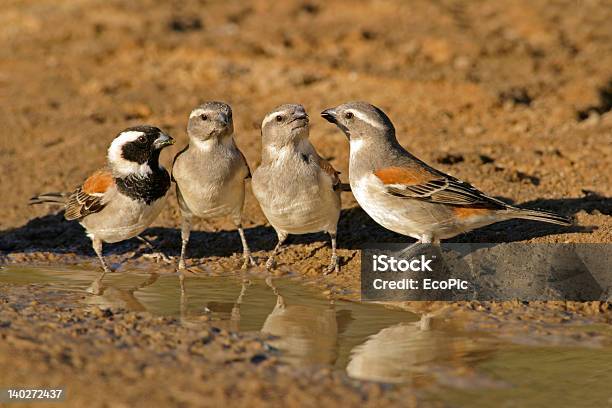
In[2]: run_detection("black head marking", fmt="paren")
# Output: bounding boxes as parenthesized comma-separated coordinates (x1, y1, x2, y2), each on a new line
(120, 126, 164, 165)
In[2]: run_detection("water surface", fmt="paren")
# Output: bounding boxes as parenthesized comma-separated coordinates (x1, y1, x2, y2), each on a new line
(1, 265, 611, 407)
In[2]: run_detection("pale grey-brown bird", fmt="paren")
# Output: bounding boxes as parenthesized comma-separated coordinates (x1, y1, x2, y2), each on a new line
(30, 126, 175, 279)
(321, 102, 571, 243)
(172, 102, 254, 271)
(252, 104, 343, 274)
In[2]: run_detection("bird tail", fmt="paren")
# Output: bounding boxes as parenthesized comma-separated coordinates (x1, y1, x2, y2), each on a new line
(29, 192, 69, 206)
(510, 208, 572, 226)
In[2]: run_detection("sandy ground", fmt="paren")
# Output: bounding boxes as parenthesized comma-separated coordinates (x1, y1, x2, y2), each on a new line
(1, 0, 611, 406)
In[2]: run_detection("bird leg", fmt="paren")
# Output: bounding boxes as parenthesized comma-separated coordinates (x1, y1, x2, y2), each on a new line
(265, 231, 288, 270)
(178, 215, 192, 271)
(92, 237, 112, 275)
(87, 237, 112, 295)
(395, 241, 423, 259)
(324, 232, 340, 275)
(137, 236, 172, 263)
(231, 278, 251, 322)
(419, 233, 434, 244)
(86, 272, 106, 295)
(396, 233, 438, 259)
(237, 223, 256, 269)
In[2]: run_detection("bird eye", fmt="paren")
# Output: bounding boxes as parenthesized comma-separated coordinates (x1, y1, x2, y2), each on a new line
(275, 115, 283, 122)
(200, 114, 208, 121)
(137, 135, 147, 144)
(345, 112, 354, 119)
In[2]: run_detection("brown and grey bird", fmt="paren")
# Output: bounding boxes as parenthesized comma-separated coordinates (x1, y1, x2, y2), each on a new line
(30, 126, 175, 279)
(252, 104, 344, 274)
(321, 102, 571, 243)
(172, 102, 254, 271)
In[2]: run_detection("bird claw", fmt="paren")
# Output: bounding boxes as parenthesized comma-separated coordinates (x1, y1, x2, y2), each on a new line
(324, 255, 339, 275)
(241, 253, 257, 270)
(265, 257, 276, 270)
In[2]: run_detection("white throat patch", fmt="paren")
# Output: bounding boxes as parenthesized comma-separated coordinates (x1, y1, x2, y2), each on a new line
(349, 138, 365, 159)
(191, 134, 234, 151)
(266, 138, 312, 163)
(107, 131, 153, 177)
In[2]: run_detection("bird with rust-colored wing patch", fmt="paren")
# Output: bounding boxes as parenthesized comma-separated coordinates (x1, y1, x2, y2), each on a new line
(65, 169, 114, 220)
(322, 101, 571, 243)
(30, 125, 174, 283)
(373, 166, 506, 209)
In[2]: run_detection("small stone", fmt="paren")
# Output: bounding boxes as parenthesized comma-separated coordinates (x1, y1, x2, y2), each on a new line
(463, 125, 485, 136)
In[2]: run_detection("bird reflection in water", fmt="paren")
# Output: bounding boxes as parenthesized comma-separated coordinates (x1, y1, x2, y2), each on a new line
(180, 276, 251, 331)
(84, 273, 160, 311)
(346, 316, 499, 386)
(261, 276, 341, 366)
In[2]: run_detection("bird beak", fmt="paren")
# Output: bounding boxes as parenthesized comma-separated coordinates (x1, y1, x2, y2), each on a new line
(321, 107, 350, 138)
(320, 108, 337, 124)
(289, 112, 309, 125)
(153, 133, 175, 149)
(219, 113, 230, 127)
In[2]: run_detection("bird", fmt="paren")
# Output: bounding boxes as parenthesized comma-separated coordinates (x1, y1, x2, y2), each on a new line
(30, 125, 175, 282)
(321, 101, 571, 243)
(252, 104, 345, 274)
(172, 102, 254, 271)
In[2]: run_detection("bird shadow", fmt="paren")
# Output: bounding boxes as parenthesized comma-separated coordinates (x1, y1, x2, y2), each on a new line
(0, 194, 607, 259)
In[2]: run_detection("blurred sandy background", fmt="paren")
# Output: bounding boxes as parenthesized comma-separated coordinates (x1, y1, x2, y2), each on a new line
(1, 0, 610, 246)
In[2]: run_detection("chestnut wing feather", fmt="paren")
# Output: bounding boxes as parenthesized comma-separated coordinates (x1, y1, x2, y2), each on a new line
(64, 169, 114, 220)
(313, 154, 341, 189)
(375, 167, 507, 209)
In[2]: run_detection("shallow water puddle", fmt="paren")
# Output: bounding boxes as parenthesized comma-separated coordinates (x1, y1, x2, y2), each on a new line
(1, 265, 612, 406)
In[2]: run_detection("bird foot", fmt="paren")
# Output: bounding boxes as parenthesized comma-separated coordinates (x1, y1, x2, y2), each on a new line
(324, 255, 339, 275)
(265, 257, 276, 270)
(241, 253, 257, 270)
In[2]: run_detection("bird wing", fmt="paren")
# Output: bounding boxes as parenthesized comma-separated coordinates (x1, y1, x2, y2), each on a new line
(373, 166, 507, 209)
(171, 144, 190, 182)
(64, 169, 114, 220)
(238, 149, 252, 179)
(313, 153, 342, 190)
